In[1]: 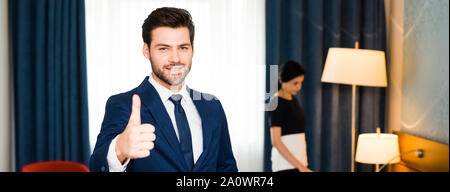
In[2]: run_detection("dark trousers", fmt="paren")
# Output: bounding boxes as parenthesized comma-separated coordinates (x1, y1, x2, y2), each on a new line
(277, 168, 299, 172)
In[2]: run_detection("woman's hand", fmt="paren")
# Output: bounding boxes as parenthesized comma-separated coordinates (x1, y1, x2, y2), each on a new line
(297, 165, 313, 172)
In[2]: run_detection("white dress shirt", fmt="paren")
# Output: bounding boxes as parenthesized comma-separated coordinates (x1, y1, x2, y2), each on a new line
(107, 75, 203, 172)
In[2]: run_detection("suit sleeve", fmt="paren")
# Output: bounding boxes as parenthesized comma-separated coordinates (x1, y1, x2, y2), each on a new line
(216, 100, 238, 172)
(89, 94, 131, 172)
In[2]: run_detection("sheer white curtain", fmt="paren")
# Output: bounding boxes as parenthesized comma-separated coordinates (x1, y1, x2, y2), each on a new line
(85, 0, 265, 172)
(0, 0, 12, 172)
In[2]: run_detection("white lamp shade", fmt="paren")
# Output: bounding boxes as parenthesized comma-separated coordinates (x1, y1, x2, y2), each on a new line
(355, 133, 400, 164)
(321, 48, 387, 87)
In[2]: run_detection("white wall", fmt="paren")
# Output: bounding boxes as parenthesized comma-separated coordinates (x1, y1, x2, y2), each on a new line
(385, 0, 404, 134)
(0, 0, 11, 172)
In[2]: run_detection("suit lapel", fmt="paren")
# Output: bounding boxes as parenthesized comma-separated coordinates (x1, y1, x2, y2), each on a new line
(136, 77, 187, 171)
(188, 87, 214, 171)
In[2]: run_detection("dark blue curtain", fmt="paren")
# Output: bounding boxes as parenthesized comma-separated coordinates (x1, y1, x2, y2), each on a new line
(265, 0, 387, 172)
(9, 0, 90, 171)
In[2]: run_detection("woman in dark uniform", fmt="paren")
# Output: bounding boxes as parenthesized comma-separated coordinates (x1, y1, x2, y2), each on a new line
(269, 61, 312, 172)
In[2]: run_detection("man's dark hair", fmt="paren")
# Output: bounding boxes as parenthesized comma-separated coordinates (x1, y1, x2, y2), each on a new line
(142, 7, 195, 46)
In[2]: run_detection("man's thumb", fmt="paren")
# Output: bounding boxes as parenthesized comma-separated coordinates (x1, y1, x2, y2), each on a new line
(129, 94, 141, 125)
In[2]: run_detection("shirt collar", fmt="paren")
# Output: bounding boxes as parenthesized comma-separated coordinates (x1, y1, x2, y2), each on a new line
(148, 74, 190, 103)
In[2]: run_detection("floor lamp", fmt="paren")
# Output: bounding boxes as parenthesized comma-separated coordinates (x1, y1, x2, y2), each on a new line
(321, 42, 387, 172)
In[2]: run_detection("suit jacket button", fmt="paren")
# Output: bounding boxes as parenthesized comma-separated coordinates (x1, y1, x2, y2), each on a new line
(101, 166, 106, 172)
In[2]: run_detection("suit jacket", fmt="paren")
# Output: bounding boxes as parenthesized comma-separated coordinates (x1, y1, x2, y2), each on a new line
(89, 76, 238, 172)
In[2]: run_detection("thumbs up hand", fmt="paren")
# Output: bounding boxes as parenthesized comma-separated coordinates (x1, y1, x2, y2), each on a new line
(116, 94, 156, 164)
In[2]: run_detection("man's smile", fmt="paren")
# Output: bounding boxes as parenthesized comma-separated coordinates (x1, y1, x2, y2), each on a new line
(165, 64, 186, 75)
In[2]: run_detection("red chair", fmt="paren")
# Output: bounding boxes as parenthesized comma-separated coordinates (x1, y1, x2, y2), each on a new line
(21, 161, 90, 172)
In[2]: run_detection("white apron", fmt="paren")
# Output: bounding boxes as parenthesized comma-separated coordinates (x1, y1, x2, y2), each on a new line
(271, 133, 308, 172)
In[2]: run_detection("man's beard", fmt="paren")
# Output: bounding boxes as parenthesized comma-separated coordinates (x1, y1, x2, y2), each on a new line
(150, 59, 191, 87)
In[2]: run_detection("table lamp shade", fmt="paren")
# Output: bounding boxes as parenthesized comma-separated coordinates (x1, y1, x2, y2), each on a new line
(321, 48, 387, 87)
(355, 133, 401, 164)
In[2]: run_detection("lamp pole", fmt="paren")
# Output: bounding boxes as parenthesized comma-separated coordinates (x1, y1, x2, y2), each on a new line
(351, 41, 359, 172)
(375, 128, 381, 172)
(351, 84, 356, 172)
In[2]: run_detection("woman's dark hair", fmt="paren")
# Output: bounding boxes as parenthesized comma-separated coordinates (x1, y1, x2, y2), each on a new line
(278, 60, 305, 90)
(142, 7, 195, 46)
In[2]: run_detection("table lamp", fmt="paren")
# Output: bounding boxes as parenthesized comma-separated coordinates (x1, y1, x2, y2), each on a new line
(355, 128, 400, 172)
(321, 42, 387, 172)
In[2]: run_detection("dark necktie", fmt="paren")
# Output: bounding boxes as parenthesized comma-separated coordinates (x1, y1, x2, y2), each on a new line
(169, 94, 194, 170)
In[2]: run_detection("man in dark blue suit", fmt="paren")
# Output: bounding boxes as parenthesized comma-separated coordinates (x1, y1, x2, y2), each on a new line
(89, 7, 238, 172)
